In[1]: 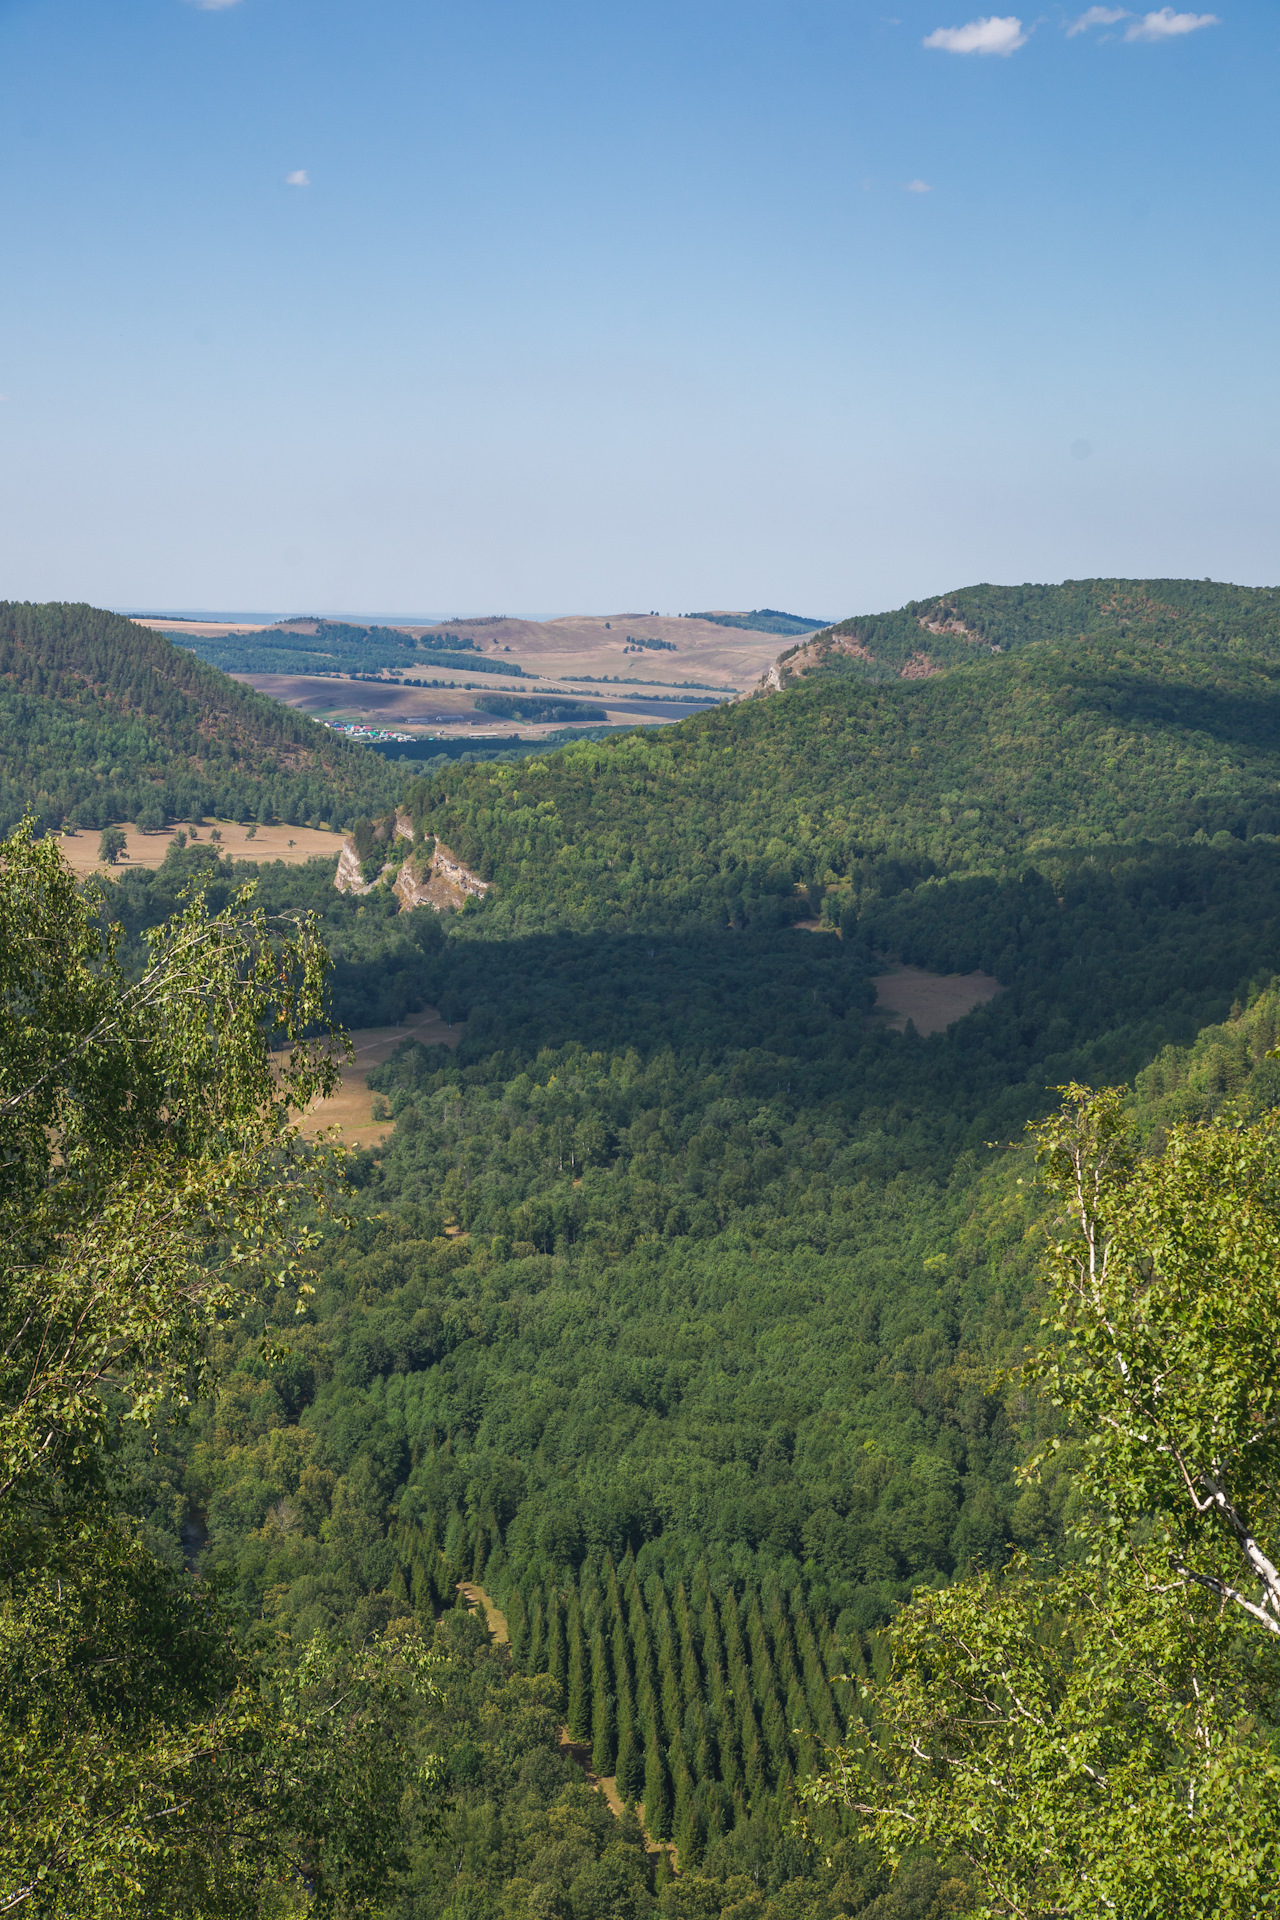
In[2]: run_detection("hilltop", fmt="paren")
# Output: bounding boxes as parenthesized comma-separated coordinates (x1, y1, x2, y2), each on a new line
(765, 576, 1280, 687)
(0, 600, 400, 834)
(406, 605, 1280, 935)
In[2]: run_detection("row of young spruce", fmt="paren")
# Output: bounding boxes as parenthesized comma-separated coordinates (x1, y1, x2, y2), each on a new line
(392, 1505, 864, 1868)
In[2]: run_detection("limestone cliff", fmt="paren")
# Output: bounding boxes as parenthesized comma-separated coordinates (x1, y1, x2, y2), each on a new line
(335, 820, 491, 913)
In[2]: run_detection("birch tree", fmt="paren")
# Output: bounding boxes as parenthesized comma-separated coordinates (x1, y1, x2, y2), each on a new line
(0, 823, 441, 1918)
(802, 1085, 1280, 1919)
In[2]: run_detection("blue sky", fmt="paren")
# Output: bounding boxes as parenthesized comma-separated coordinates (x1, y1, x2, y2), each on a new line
(0, 0, 1274, 617)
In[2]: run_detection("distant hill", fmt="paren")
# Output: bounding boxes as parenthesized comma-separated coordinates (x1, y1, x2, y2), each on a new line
(0, 601, 400, 835)
(773, 577, 1280, 685)
(173, 616, 534, 680)
(689, 608, 830, 636)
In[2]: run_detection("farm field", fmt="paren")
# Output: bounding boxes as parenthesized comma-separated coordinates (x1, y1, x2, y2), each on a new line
(132, 608, 791, 736)
(234, 671, 723, 736)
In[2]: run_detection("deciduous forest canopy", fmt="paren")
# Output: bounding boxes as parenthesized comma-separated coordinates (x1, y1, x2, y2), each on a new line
(8, 578, 1280, 1917)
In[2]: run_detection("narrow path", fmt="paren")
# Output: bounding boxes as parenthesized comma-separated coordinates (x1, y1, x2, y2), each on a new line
(457, 1580, 509, 1643)
(458, 1582, 678, 1870)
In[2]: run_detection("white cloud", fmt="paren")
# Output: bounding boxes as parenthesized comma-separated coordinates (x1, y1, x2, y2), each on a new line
(923, 14, 1027, 53)
(285, 170, 311, 187)
(905, 179, 933, 192)
(1125, 7, 1219, 38)
(1066, 6, 1129, 35)
(189, 0, 244, 11)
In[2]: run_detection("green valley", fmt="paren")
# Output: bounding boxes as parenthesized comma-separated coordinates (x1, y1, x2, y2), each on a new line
(10, 579, 1280, 1919)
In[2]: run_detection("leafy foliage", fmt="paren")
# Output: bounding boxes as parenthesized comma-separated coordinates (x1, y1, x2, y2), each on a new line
(808, 576, 1280, 679)
(475, 694, 609, 724)
(688, 613, 831, 637)
(33, 576, 1280, 1914)
(803, 1085, 1280, 1917)
(404, 645, 1280, 938)
(0, 825, 442, 1917)
(181, 619, 539, 681)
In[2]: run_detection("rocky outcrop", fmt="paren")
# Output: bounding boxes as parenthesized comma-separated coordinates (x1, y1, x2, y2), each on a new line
(335, 839, 380, 895)
(755, 632, 872, 694)
(336, 827, 491, 913)
(410, 842, 492, 911)
(918, 613, 977, 639)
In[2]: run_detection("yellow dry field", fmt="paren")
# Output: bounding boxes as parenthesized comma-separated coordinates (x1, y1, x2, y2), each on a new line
(137, 608, 807, 741)
(294, 1006, 462, 1151)
(873, 965, 1002, 1036)
(129, 619, 271, 638)
(58, 820, 346, 879)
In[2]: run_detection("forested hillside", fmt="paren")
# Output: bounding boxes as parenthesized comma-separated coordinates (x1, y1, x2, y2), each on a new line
(401, 628, 1280, 934)
(0, 600, 400, 831)
(31, 576, 1280, 1916)
(689, 610, 830, 637)
(785, 575, 1280, 681)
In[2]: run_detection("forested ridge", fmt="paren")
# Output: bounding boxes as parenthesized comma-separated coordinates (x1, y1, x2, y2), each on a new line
(0, 600, 400, 832)
(799, 574, 1280, 678)
(397, 591, 1280, 938)
(13, 577, 1280, 1916)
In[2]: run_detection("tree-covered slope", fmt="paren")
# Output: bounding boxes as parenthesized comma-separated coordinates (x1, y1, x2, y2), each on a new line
(0, 600, 400, 832)
(403, 632, 1280, 934)
(184, 617, 534, 679)
(785, 575, 1280, 681)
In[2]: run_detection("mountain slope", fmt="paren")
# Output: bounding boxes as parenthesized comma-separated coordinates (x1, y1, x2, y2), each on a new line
(0, 601, 400, 832)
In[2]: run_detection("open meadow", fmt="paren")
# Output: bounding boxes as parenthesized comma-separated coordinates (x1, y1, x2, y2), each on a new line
(58, 818, 347, 878)
(871, 963, 1003, 1035)
(294, 1005, 462, 1149)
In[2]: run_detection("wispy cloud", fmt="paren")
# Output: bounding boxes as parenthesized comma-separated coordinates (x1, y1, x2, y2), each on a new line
(1067, 6, 1129, 35)
(905, 179, 933, 192)
(188, 0, 244, 11)
(923, 15, 1027, 54)
(285, 169, 311, 188)
(1124, 7, 1219, 39)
